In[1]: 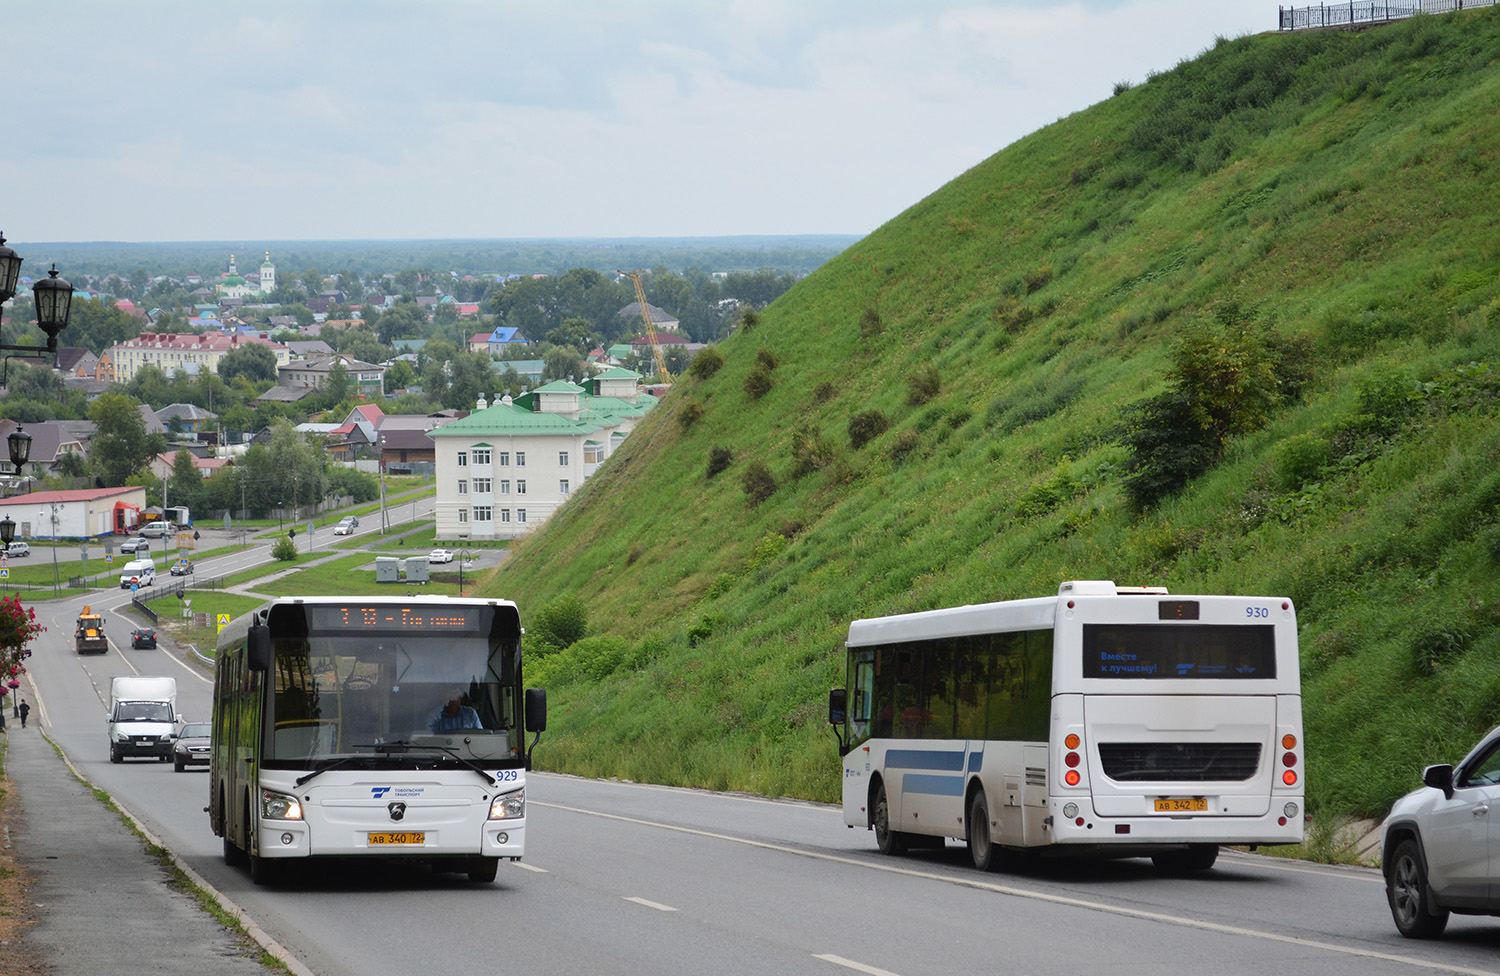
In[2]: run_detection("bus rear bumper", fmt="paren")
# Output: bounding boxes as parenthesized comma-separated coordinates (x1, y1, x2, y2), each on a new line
(1046, 802, 1305, 848)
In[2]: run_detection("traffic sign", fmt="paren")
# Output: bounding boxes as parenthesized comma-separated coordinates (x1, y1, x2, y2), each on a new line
(0, 568, 8, 580)
(217, 613, 231, 634)
(131, 583, 139, 592)
(105, 553, 114, 564)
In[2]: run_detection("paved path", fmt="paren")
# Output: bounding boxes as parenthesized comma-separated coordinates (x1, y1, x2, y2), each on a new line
(4, 725, 302, 975)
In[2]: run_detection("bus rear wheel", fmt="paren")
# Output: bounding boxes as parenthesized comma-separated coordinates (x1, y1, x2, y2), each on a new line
(967, 789, 1000, 872)
(1152, 844, 1218, 874)
(872, 782, 907, 856)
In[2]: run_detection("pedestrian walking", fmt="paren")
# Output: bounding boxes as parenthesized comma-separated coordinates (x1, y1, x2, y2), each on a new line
(19, 699, 29, 728)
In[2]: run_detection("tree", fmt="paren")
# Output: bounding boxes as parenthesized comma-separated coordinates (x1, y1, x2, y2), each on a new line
(384, 359, 416, 394)
(542, 346, 585, 383)
(217, 343, 279, 384)
(320, 360, 352, 408)
(168, 448, 202, 513)
(88, 392, 161, 486)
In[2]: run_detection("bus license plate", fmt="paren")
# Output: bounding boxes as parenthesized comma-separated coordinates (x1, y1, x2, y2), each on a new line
(368, 832, 425, 845)
(1154, 798, 1207, 813)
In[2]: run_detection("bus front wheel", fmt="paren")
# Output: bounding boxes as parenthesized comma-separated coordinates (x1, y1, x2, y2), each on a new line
(872, 782, 907, 856)
(967, 789, 1000, 872)
(467, 857, 499, 883)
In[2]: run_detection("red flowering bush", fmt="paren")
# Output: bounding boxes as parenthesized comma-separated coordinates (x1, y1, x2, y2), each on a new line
(0, 595, 44, 695)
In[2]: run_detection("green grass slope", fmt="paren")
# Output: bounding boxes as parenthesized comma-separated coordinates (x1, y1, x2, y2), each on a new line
(488, 9, 1500, 822)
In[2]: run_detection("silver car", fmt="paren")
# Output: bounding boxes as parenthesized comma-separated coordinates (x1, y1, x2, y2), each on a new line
(1381, 723, 1500, 937)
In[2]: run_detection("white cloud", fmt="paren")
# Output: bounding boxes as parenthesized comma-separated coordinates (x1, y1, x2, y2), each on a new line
(10, 0, 1271, 242)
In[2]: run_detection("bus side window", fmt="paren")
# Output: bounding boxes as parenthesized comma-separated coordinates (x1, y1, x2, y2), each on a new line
(849, 653, 874, 747)
(872, 648, 894, 739)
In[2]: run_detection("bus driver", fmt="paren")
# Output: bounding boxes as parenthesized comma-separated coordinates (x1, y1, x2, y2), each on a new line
(429, 687, 482, 732)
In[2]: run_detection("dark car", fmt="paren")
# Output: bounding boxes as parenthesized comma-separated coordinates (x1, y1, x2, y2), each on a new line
(130, 627, 157, 649)
(1381, 722, 1500, 937)
(169, 560, 193, 577)
(172, 722, 211, 772)
(119, 536, 150, 554)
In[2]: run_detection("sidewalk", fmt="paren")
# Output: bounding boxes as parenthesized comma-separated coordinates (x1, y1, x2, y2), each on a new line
(3, 725, 296, 975)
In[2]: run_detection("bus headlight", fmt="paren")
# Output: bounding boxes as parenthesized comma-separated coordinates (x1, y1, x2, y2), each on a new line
(490, 788, 525, 821)
(261, 789, 303, 821)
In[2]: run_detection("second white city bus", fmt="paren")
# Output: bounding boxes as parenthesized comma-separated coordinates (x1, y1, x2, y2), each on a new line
(829, 581, 1304, 873)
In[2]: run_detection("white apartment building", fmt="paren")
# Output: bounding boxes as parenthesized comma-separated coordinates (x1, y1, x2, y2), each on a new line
(429, 368, 656, 540)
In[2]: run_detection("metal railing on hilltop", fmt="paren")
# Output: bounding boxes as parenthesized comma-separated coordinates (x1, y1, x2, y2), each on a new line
(1280, 0, 1497, 30)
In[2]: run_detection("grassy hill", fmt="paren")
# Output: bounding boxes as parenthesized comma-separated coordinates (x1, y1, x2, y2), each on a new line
(483, 8, 1500, 832)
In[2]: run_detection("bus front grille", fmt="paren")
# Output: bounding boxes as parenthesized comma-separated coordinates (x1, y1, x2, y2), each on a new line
(1097, 742, 1262, 782)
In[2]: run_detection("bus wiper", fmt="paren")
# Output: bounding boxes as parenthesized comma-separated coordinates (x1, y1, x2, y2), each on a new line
(295, 753, 372, 787)
(375, 739, 496, 786)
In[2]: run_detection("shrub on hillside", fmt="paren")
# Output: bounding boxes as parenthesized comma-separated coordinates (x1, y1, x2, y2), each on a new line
(739, 308, 760, 331)
(744, 365, 773, 399)
(756, 348, 778, 371)
(687, 615, 716, 647)
(569, 634, 630, 680)
(848, 409, 890, 449)
(811, 381, 836, 404)
(1121, 322, 1284, 509)
(706, 445, 733, 478)
(741, 460, 777, 504)
(688, 347, 724, 379)
(1272, 432, 1329, 491)
(889, 429, 921, 465)
(860, 308, 884, 338)
(677, 399, 704, 431)
(906, 365, 940, 406)
(532, 595, 588, 648)
(272, 537, 298, 561)
(789, 424, 838, 478)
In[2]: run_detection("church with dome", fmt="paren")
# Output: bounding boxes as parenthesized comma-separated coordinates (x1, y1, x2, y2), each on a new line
(216, 252, 276, 299)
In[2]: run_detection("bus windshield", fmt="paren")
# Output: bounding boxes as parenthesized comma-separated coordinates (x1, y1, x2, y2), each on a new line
(267, 630, 517, 763)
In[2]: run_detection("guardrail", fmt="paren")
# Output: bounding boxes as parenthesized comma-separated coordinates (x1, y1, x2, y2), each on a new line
(1279, 0, 1497, 30)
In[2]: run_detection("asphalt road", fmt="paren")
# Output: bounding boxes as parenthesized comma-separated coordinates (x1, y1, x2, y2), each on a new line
(17, 499, 1500, 976)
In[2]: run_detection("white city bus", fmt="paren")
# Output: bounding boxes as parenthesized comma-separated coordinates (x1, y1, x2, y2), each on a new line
(210, 597, 546, 884)
(829, 581, 1304, 873)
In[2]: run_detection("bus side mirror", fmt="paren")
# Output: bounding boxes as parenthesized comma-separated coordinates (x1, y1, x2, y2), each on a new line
(247, 624, 271, 673)
(525, 688, 547, 732)
(828, 688, 847, 726)
(829, 688, 849, 756)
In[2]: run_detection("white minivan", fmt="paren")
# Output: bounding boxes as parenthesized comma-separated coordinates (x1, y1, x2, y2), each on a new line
(119, 560, 156, 590)
(139, 520, 175, 538)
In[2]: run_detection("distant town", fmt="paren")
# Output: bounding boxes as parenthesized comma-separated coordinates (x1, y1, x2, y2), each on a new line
(0, 240, 832, 543)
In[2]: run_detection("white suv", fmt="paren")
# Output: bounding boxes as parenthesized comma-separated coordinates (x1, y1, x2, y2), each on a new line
(1381, 723, 1500, 937)
(139, 520, 175, 538)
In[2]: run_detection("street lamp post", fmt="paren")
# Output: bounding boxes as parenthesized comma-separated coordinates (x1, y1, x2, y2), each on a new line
(5, 426, 32, 496)
(457, 548, 474, 597)
(1, 237, 75, 371)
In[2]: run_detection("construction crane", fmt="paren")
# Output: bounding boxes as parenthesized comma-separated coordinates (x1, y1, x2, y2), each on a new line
(619, 270, 671, 388)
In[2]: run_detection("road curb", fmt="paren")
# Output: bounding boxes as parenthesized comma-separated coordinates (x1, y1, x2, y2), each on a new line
(39, 727, 315, 976)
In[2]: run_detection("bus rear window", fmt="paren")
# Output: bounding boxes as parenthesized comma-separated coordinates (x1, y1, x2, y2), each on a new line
(1082, 624, 1276, 679)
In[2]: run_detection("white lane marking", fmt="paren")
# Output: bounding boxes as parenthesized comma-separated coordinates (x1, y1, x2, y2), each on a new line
(624, 896, 678, 912)
(513, 862, 549, 873)
(814, 954, 902, 976)
(537, 801, 1498, 976)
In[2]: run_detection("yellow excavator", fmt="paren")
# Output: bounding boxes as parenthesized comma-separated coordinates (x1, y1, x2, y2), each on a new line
(75, 606, 107, 655)
(619, 270, 671, 388)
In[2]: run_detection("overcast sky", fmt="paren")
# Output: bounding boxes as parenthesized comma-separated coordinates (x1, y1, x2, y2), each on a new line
(9, 1, 1271, 244)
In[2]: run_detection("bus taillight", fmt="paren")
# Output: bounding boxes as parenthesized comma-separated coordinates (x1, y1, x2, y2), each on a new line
(1282, 769, 1298, 786)
(1282, 733, 1297, 750)
(1063, 732, 1083, 787)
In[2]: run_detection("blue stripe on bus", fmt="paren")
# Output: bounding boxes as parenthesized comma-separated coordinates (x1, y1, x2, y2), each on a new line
(886, 749, 965, 772)
(902, 773, 966, 797)
(966, 750, 983, 774)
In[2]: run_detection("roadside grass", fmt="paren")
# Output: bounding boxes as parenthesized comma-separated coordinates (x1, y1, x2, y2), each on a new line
(142, 592, 267, 652)
(253, 552, 462, 597)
